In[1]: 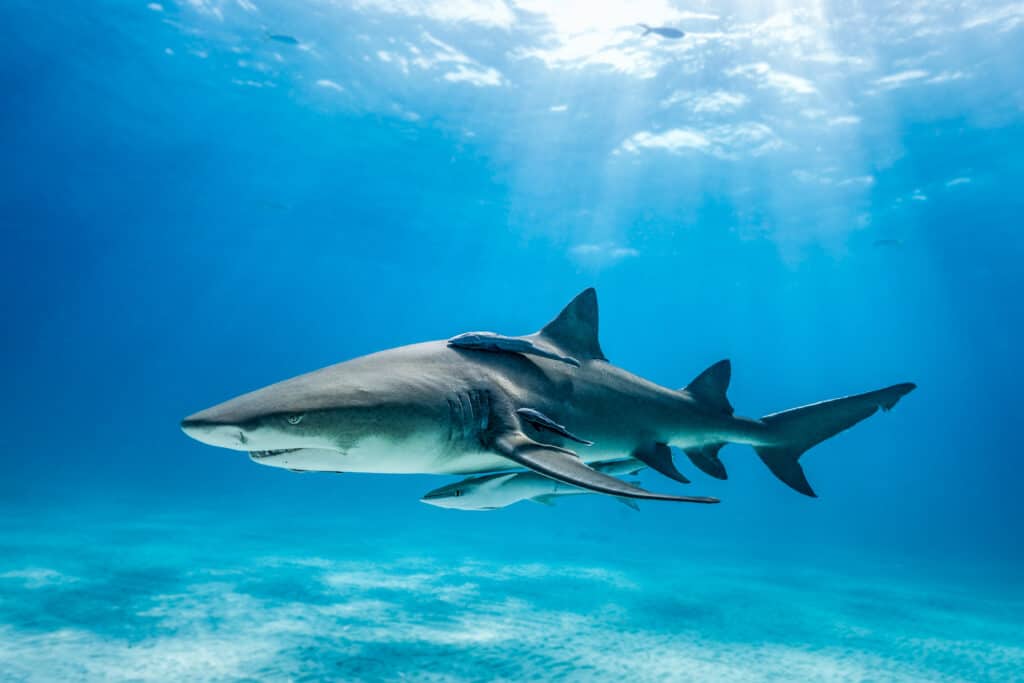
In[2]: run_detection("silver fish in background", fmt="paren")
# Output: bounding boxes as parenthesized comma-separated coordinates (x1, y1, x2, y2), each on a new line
(266, 32, 300, 45)
(638, 24, 685, 39)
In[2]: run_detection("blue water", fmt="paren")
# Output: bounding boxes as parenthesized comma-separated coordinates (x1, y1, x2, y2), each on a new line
(2, 1, 1022, 680)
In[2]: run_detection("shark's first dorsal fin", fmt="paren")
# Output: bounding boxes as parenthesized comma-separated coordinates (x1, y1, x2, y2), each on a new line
(683, 360, 734, 416)
(535, 288, 607, 362)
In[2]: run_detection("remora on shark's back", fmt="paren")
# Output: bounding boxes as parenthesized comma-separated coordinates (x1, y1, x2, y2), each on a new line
(181, 289, 915, 505)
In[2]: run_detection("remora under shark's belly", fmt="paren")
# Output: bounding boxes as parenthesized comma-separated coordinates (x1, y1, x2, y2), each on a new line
(249, 438, 628, 475)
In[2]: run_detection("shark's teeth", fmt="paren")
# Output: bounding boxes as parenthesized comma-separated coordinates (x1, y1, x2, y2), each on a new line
(249, 449, 300, 459)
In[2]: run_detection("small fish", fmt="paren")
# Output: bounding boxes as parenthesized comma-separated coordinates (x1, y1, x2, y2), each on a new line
(873, 239, 904, 248)
(266, 32, 300, 46)
(638, 24, 685, 39)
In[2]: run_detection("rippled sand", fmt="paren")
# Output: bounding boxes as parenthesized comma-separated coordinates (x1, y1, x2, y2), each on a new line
(1, 504, 1019, 682)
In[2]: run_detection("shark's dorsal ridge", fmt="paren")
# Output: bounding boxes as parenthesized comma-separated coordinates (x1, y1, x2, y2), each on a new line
(683, 360, 734, 416)
(535, 288, 607, 362)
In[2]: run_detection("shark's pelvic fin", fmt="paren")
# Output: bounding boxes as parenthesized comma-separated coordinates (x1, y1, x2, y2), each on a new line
(534, 288, 608, 362)
(615, 497, 640, 511)
(516, 407, 593, 445)
(491, 431, 718, 504)
(683, 360, 734, 416)
(755, 383, 917, 497)
(632, 442, 690, 484)
(447, 331, 580, 367)
(683, 444, 727, 480)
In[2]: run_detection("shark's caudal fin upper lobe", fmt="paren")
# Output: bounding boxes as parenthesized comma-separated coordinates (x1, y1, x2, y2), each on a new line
(754, 383, 917, 497)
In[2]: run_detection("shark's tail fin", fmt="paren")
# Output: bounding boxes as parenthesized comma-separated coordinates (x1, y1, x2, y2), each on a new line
(754, 383, 916, 497)
(638, 23, 652, 35)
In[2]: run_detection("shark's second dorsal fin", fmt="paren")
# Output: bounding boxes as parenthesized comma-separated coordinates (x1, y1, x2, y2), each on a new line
(682, 360, 734, 416)
(535, 288, 607, 362)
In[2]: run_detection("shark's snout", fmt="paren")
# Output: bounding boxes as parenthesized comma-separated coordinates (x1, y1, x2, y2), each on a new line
(419, 490, 446, 504)
(420, 495, 460, 509)
(419, 488, 445, 505)
(420, 483, 472, 509)
(180, 414, 251, 450)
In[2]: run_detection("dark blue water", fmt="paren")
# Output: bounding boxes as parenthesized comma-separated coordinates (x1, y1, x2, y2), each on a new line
(2, 1, 1022, 680)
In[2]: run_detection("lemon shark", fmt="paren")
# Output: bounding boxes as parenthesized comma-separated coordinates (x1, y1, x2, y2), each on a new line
(181, 289, 915, 503)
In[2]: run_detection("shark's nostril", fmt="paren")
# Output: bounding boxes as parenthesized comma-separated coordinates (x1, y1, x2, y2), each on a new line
(180, 418, 208, 436)
(238, 431, 248, 445)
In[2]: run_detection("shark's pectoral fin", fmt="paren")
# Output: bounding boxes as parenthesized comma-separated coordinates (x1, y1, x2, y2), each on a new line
(491, 432, 718, 504)
(683, 444, 727, 480)
(447, 331, 580, 367)
(632, 442, 690, 484)
(517, 407, 593, 445)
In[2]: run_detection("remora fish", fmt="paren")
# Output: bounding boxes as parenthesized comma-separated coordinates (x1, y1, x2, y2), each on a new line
(181, 289, 914, 502)
(422, 459, 646, 511)
(638, 24, 685, 39)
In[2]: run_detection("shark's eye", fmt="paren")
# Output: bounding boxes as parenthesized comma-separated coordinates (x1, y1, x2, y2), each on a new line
(455, 489, 462, 497)
(286, 414, 304, 425)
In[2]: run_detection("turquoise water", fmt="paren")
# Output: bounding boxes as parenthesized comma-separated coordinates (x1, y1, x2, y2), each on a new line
(3, 503, 1022, 681)
(2, 0, 1023, 680)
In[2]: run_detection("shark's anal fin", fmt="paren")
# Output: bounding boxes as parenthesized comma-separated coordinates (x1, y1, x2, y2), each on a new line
(447, 331, 580, 367)
(517, 408, 593, 445)
(615, 497, 640, 511)
(683, 444, 727, 480)
(491, 432, 718, 504)
(632, 442, 690, 484)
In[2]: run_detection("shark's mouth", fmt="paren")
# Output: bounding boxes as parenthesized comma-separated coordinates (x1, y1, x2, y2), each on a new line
(249, 448, 301, 459)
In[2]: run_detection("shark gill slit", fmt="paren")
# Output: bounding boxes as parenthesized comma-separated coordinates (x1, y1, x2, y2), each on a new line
(447, 389, 491, 448)
(458, 393, 472, 441)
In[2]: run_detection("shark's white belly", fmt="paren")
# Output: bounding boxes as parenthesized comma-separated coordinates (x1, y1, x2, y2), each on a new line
(249, 436, 627, 475)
